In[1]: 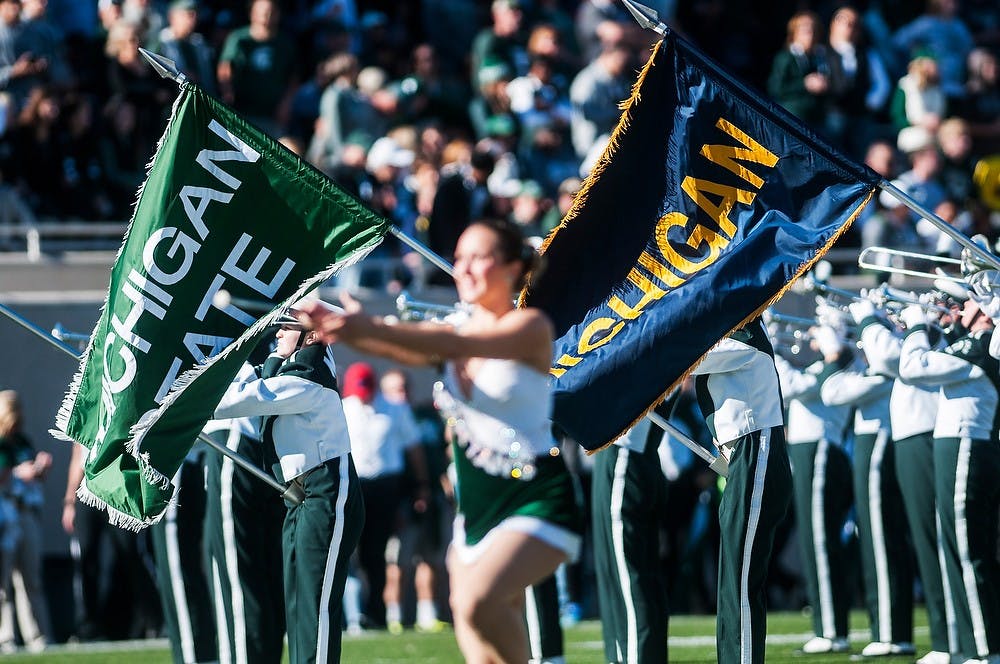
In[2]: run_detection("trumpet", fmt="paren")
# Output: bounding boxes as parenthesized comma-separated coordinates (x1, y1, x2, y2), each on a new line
(869, 284, 952, 315)
(858, 246, 965, 282)
(394, 291, 468, 324)
(799, 274, 865, 307)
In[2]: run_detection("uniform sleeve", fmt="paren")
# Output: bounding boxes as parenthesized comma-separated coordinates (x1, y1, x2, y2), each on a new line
(821, 366, 891, 406)
(774, 353, 819, 399)
(898, 328, 984, 386)
(214, 374, 333, 419)
(689, 338, 755, 375)
(860, 320, 902, 378)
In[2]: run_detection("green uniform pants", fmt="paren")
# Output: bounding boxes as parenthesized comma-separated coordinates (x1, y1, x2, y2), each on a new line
(525, 573, 563, 663)
(895, 432, 951, 653)
(788, 440, 853, 640)
(717, 426, 792, 664)
(591, 443, 669, 664)
(151, 457, 216, 664)
(934, 437, 1000, 660)
(203, 429, 286, 664)
(283, 455, 364, 664)
(853, 430, 913, 643)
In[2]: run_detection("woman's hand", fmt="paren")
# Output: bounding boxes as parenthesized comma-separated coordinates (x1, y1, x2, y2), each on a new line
(296, 292, 374, 344)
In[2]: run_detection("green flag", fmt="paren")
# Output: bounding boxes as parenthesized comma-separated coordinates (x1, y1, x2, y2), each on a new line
(53, 84, 389, 529)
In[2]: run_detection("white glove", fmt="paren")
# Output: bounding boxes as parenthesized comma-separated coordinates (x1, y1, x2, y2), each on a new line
(814, 297, 848, 335)
(979, 295, 1000, 322)
(811, 325, 845, 357)
(899, 304, 929, 329)
(848, 299, 876, 325)
(968, 270, 1000, 300)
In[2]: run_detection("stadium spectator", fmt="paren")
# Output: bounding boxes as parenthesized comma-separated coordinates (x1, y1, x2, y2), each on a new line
(569, 41, 631, 159)
(470, 0, 529, 93)
(307, 53, 383, 173)
(767, 12, 831, 132)
(18, 0, 72, 91)
(889, 55, 946, 133)
(892, 0, 974, 102)
(0, 0, 49, 112)
(153, 0, 216, 96)
(0, 390, 52, 653)
(216, 0, 298, 138)
(962, 47, 1000, 154)
(825, 6, 892, 157)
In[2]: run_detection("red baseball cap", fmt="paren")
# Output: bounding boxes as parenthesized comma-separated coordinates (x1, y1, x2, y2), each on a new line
(342, 362, 376, 401)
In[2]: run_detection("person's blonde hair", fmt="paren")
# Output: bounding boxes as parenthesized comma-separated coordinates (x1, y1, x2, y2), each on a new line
(0, 390, 22, 438)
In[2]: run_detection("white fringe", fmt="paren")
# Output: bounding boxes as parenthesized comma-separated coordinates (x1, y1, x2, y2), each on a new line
(76, 478, 167, 532)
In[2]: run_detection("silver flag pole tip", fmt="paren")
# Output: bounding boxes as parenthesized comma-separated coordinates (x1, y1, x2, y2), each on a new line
(138, 48, 187, 84)
(621, 0, 668, 35)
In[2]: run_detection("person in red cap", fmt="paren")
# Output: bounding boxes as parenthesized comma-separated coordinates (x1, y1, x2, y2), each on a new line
(340, 362, 430, 631)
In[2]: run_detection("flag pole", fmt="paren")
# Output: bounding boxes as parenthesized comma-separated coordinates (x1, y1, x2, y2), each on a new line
(621, 0, 1000, 272)
(621, 0, 669, 35)
(0, 301, 303, 504)
(878, 180, 1000, 270)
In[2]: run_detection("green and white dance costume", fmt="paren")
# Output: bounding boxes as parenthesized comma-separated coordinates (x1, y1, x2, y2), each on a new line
(859, 316, 953, 656)
(690, 319, 792, 664)
(591, 418, 668, 664)
(215, 345, 364, 664)
(774, 353, 853, 643)
(821, 352, 914, 648)
(898, 323, 1000, 661)
(438, 358, 581, 565)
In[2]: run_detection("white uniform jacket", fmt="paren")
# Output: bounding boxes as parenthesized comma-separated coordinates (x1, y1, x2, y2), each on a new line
(820, 355, 891, 436)
(689, 318, 784, 445)
(214, 345, 352, 482)
(898, 324, 1000, 441)
(858, 316, 938, 440)
(774, 353, 852, 445)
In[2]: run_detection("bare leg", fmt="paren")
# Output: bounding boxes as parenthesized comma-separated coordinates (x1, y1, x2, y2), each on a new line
(415, 561, 434, 602)
(449, 532, 568, 664)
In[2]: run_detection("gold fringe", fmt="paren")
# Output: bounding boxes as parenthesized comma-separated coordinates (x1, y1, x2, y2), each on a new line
(585, 187, 876, 455)
(518, 41, 663, 306)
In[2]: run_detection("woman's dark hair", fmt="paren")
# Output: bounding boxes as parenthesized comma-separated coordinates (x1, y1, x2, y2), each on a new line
(470, 218, 546, 290)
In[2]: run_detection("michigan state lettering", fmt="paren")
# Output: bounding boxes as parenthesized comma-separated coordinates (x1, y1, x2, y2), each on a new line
(550, 117, 780, 378)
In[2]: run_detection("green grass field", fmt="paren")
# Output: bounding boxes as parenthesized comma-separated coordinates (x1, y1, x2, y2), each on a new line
(0, 610, 929, 663)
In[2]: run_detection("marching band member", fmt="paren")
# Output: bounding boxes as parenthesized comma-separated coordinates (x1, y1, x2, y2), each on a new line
(688, 317, 792, 664)
(774, 322, 854, 655)
(820, 317, 915, 657)
(897, 294, 1000, 664)
(591, 417, 669, 664)
(203, 337, 286, 664)
(851, 297, 952, 664)
(214, 318, 363, 664)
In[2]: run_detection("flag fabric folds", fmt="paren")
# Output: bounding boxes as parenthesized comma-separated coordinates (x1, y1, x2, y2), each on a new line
(522, 32, 880, 451)
(54, 84, 389, 529)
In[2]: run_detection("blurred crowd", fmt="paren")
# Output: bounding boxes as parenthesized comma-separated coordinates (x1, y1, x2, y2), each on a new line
(0, 0, 997, 278)
(2, 0, 1000, 647)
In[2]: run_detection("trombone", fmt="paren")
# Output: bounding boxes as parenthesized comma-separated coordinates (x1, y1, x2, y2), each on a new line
(858, 246, 965, 282)
(394, 291, 468, 324)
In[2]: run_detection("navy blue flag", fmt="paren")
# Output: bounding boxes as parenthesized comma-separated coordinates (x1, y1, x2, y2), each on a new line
(522, 32, 879, 451)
